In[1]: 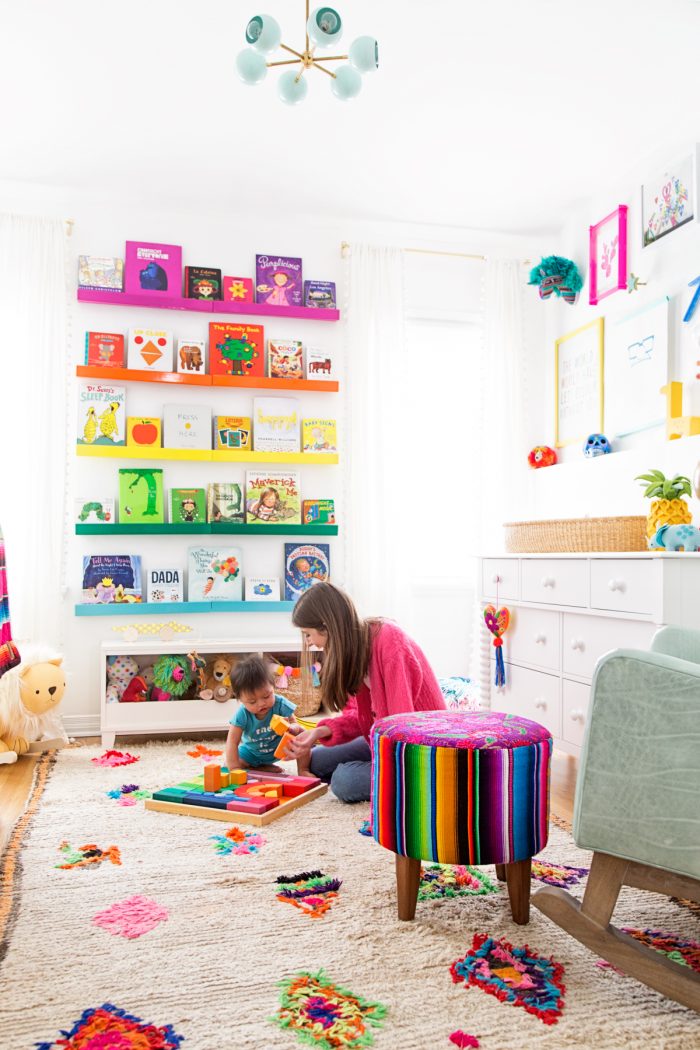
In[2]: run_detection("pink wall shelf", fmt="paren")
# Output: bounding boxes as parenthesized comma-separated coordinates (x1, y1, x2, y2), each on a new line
(77, 288, 339, 321)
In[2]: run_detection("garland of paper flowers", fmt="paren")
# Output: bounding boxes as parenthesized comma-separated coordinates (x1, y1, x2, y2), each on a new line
(274, 662, 322, 689)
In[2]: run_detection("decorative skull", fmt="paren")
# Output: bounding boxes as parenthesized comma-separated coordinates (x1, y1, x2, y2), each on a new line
(583, 433, 612, 458)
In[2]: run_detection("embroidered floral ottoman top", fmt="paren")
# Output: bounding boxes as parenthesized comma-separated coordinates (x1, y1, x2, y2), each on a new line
(372, 710, 551, 749)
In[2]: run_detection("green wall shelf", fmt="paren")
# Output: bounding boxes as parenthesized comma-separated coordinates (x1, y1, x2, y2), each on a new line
(76, 523, 337, 536)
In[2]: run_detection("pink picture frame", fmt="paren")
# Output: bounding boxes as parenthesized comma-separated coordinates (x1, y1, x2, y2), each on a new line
(589, 205, 628, 305)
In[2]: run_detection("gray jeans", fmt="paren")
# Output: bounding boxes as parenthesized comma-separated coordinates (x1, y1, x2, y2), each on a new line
(309, 736, 372, 803)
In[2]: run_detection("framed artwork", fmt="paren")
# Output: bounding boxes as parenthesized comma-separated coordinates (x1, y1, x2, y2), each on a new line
(605, 298, 669, 438)
(555, 318, 604, 448)
(642, 151, 696, 247)
(589, 205, 627, 305)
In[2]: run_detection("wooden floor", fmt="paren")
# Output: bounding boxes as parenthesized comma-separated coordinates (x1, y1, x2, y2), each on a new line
(0, 742, 578, 854)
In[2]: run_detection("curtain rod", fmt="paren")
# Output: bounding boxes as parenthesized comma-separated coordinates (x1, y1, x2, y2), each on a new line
(340, 241, 529, 264)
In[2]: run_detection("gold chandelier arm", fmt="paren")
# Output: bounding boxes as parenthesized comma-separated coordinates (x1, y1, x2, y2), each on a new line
(312, 55, 348, 62)
(312, 61, 337, 78)
(267, 59, 304, 67)
(280, 42, 305, 60)
(305, 0, 310, 51)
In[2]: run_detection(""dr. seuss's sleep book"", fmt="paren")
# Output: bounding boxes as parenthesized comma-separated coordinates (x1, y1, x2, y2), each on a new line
(255, 254, 303, 307)
(84, 332, 125, 368)
(304, 281, 336, 309)
(147, 565, 184, 603)
(118, 468, 164, 524)
(171, 487, 206, 524)
(77, 383, 126, 446)
(184, 266, 222, 300)
(124, 241, 182, 296)
(223, 276, 254, 302)
(302, 499, 335, 525)
(128, 327, 173, 371)
(188, 546, 243, 602)
(268, 340, 303, 380)
(252, 397, 300, 453)
(163, 405, 212, 450)
(207, 482, 244, 523)
(82, 555, 142, 604)
(306, 349, 334, 380)
(209, 322, 264, 377)
(214, 415, 252, 451)
(126, 417, 162, 449)
(245, 576, 281, 601)
(245, 470, 301, 525)
(75, 497, 115, 525)
(284, 543, 330, 601)
(302, 418, 337, 453)
(177, 339, 206, 374)
(78, 256, 124, 292)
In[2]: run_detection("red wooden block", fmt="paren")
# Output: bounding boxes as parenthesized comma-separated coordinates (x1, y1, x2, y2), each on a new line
(226, 796, 278, 814)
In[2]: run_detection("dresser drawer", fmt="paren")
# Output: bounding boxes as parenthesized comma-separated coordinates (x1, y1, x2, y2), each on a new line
(562, 613, 656, 679)
(590, 559, 656, 615)
(562, 679, 591, 748)
(482, 559, 519, 601)
(521, 559, 588, 607)
(507, 606, 560, 671)
(491, 663, 561, 739)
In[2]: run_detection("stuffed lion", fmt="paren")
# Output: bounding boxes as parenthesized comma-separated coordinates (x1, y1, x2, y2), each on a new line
(0, 647, 68, 763)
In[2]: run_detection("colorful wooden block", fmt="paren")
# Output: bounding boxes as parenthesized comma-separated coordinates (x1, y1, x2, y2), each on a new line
(183, 792, 231, 811)
(152, 788, 189, 803)
(274, 732, 294, 760)
(225, 797, 278, 814)
(270, 714, 292, 735)
(229, 769, 247, 785)
(204, 764, 222, 792)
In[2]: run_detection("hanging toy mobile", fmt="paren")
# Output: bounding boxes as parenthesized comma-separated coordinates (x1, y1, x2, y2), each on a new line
(483, 604, 510, 687)
(528, 256, 583, 305)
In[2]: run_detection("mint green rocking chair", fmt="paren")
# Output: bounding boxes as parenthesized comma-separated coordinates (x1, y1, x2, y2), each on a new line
(534, 626, 700, 1012)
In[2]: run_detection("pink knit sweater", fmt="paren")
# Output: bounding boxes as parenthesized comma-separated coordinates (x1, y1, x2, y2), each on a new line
(316, 620, 446, 746)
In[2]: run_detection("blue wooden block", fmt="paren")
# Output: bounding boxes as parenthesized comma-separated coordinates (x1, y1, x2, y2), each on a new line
(183, 791, 230, 810)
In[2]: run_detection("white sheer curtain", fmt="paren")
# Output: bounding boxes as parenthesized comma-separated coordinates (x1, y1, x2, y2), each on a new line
(0, 214, 68, 648)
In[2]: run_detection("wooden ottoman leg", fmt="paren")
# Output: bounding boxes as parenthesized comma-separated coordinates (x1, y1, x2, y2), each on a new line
(396, 854, 421, 921)
(495, 864, 506, 881)
(505, 858, 532, 925)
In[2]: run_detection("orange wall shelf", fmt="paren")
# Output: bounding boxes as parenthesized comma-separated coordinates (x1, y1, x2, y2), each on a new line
(76, 365, 338, 393)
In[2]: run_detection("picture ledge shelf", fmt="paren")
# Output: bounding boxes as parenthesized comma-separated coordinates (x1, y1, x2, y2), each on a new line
(75, 523, 338, 536)
(75, 601, 295, 616)
(77, 287, 340, 322)
(76, 445, 339, 465)
(75, 365, 338, 393)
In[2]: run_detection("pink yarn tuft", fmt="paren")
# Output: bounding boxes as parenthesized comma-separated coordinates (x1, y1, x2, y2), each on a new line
(92, 750, 139, 767)
(449, 1033, 479, 1048)
(92, 895, 168, 939)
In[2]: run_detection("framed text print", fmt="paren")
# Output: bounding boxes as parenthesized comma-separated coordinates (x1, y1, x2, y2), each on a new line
(642, 152, 696, 247)
(589, 205, 628, 305)
(555, 318, 604, 448)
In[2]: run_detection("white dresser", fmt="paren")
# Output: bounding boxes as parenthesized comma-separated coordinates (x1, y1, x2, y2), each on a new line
(478, 553, 700, 756)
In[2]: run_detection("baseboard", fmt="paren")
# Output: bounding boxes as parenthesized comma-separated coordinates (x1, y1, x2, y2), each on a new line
(62, 714, 100, 737)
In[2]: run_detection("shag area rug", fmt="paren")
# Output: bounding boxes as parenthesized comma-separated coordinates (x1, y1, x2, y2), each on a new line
(0, 741, 699, 1049)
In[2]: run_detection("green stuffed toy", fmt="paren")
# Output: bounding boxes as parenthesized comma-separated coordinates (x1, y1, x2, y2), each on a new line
(528, 256, 583, 304)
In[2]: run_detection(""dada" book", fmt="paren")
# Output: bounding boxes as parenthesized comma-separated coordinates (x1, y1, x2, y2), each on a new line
(147, 565, 184, 603)
(188, 546, 243, 602)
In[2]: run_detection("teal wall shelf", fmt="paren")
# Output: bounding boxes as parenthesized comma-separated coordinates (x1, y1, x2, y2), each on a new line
(75, 601, 296, 616)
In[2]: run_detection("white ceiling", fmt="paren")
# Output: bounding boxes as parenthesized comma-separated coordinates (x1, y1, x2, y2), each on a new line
(2, 0, 700, 233)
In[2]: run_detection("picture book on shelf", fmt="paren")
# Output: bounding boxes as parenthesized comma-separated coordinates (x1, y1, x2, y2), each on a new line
(304, 281, 336, 309)
(207, 482, 244, 523)
(223, 276, 253, 302)
(245, 576, 281, 601)
(184, 266, 222, 300)
(284, 543, 330, 601)
(188, 546, 243, 602)
(171, 487, 206, 524)
(209, 322, 264, 377)
(302, 418, 337, 453)
(255, 254, 303, 307)
(82, 554, 142, 604)
(85, 331, 125, 368)
(128, 327, 173, 371)
(75, 497, 115, 525)
(118, 468, 164, 524)
(268, 339, 303, 380)
(147, 565, 184, 603)
(77, 383, 126, 446)
(214, 415, 251, 451)
(126, 417, 162, 449)
(124, 241, 182, 296)
(163, 405, 212, 450)
(246, 470, 301, 524)
(302, 499, 335, 525)
(253, 397, 300, 453)
(306, 350, 334, 380)
(78, 256, 124, 293)
(177, 339, 206, 374)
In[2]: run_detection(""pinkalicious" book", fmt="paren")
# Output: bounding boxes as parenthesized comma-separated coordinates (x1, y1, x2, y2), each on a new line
(255, 254, 303, 307)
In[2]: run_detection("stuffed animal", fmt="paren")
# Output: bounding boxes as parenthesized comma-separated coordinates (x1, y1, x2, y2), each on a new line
(200, 656, 235, 703)
(528, 256, 583, 304)
(151, 654, 194, 702)
(0, 647, 68, 764)
(105, 655, 139, 703)
(121, 675, 149, 702)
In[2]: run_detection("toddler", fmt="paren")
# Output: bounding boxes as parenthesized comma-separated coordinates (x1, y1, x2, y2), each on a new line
(226, 656, 302, 773)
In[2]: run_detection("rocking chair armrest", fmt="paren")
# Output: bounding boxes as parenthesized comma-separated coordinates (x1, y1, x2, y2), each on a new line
(651, 625, 700, 666)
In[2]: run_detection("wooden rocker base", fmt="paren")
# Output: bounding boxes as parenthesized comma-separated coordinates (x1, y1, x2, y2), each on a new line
(533, 851, 700, 1013)
(396, 855, 532, 924)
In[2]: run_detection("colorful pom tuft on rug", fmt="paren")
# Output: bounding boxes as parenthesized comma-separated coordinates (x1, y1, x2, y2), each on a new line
(272, 969, 386, 1049)
(209, 825, 266, 855)
(596, 927, 700, 975)
(105, 783, 151, 806)
(531, 858, 589, 887)
(186, 743, 223, 759)
(358, 820, 372, 837)
(449, 1033, 480, 1048)
(35, 1002, 185, 1049)
(419, 864, 498, 901)
(55, 841, 122, 870)
(275, 870, 342, 918)
(451, 933, 565, 1024)
(91, 750, 139, 767)
(92, 895, 169, 939)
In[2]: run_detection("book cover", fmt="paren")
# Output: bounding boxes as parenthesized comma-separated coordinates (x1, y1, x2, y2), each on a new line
(118, 468, 164, 523)
(75, 497, 115, 525)
(82, 554, 142, 603)
(163, 405, 212, 450)
(171, 487, 207, 524)
(252, 397, 300, 453)
(177, 339, 206, 374)
(147, 565, 184, 603)
(306, 349, 335, 380)
(84, 331, 125, 368)
(255, 254, 303, 307)
(207, 482, 244, 523)
(245, 470, 301, 524)
(126, 417, 162, 449)
(77, 383, 126, 446)
(223, 276, 254, 302)
(302, 418, 337, 453)
(188, 546, 243, 602)
(268, 339, 303, 380)
(128, 327, 173, 372)
(214, 415, 252, 451)
(304, 280, 336, 309)
(78, 256, 124, 292)
(124, 241, 182, 296)
(302, 499, 336, 525)
(209, 322, 264, 377)
(284, 543, 330, 601)
(245, 576, 281, 601)
(184, 266, 222, 300)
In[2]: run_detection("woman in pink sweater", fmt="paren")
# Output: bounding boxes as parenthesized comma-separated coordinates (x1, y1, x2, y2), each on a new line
(286, 582, 445, 802)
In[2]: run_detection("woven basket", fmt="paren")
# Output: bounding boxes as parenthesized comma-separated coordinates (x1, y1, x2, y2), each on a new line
(276, 675, 323, 718)
(504, 516, 647, 553)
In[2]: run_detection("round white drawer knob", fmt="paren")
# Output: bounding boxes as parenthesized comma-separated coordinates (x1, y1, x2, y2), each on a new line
(608, 578, 625, 592)
(570, 709, 585, 722)
(570, 638, 585, 651)
(492, 573, 502, 584)
(534, 633, 547, 644)
(542, 576, 555, 588)
(534, 699, 547, 709)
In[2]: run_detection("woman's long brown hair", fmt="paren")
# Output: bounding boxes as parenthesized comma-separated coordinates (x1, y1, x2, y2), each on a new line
(291, 582, 380, 712)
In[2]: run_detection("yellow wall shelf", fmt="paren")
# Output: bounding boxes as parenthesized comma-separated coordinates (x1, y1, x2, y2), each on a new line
(76, 445, 339, 465)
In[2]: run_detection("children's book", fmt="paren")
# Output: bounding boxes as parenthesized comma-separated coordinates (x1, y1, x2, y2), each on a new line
(128, 327, 173, 371)
(255, 254, 303, 307)
(163, 405, 212, 450)
(126, 417, 162, 449)
(177, 339, 206, 374)
(284, 543, 330, 601)
(82, 555, 142, 604)
(118, 468, 164, 524)
(124, 241, 182, 296)
(214, 415, 252, 451)
(302, 499, 336, 525)
(304, 281, 336, 309)
(302, 418, 337, 453)
(147, 565, 184, 603)
(184, 266, 222, 300)
(78, 256, 124, 292)
(84, 332, 125, 368)
(188, 546, 243, 602)
(171, 488, 206, 524)
(223, 276, 254, 302)
(77, 383, 126, 446)
(246, 470, 301, 524)
(252, 397, 300, 453)
(209, 322, 264, 377)
(268, 339, 303, 380)
(306, 349, 335, 380)
(75, 497, 115, 525)
(207, 482, 244, 523)
(245, 576, 281, 601)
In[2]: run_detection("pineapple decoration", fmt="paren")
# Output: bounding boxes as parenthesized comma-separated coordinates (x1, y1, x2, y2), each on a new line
(636, 470, 692, 546)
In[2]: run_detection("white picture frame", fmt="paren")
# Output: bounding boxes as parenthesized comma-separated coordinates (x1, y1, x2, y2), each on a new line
(605, 298, 669, 438)
(642, 147, 699, 247)
(555, 319, 604, 449)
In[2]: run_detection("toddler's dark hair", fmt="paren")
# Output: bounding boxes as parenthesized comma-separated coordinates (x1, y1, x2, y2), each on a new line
(229, 655, 275, 699)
